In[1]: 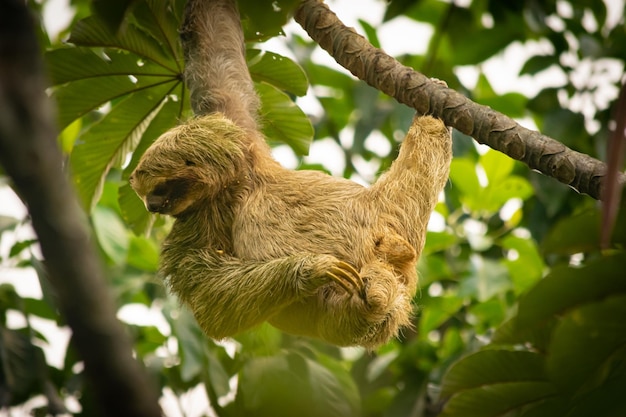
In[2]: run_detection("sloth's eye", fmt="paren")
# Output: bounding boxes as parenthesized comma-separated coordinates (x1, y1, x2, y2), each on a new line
(185, 160, 195, 166)
(152, 184, 169, 197)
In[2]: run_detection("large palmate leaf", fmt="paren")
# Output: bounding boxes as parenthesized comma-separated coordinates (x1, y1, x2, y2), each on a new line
(47, 45, 180, 130)
(46, 1, 188, 213)
(440, 350, 557, 417)
(515, 253, 626, 331)
(47, 0, 313, 218)
(547, 295, 626, 393)
(463, 253, 626, 417)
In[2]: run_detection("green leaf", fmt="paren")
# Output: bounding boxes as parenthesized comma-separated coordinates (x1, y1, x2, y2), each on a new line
(480, 92, 529, 118)
(362, 387, 395, 415)
(474, 73, 496, 99)
(449, 158, 481, 203)
(134, 325, 168, 357)
(0, 284, 20, 314)
(257, 82, 314, 155)
(53, 75, 174, 130)
(237, 351, 359, 417)
(492, 318, 555, 352)
(403, 0, 447, 25)
(69, 16, 177, 71)
(9, 239, 38, 258)
(127, 235, 159, 272)
(441, 350, 548, 398)
(132, 0, 182, 62)
(316, 353, 361, 414)
(0, 328, 49, 404)
(304, 62, 355, 90)
(29, 258, 61, 325)
(448, 15, 524, 65)
(418, 295, 464, 335)
(482, 176, 534, 212)
(58, 118, 81, 154)
(22, 298, 58, 320)
(234, 322, 283, 355)
(480, 149, 514, 184)
(46, 48, 175, 86)
(440, 381, 557, 417)
(317, 96, 354, 134)
(518, 397, 569, 417)
(92, 206, 129, 265)
(579, 34, 603, 58)
(515, 253, 626, 331)
(439, 326, 464, 359)
(358, 19, 381, 49)
(541, 109, 587, 150)
(119, 183, 153, 235)
(547, 294, 626, 392)
(92, 0, 138, 32)
(528, 88, 560, 115)
(249, 50, 308, 97)
(365, 351, 398, 383)
(419, 255, 453, 286)
(458, 256, 511, 302)
(384, 0, 420, 21)
(170, 307, 205, 382)
(500, 235, 544, 295)
(562, 370, 626, 417)
(239, 0, 300, 40)
(520, 55, 558, 76)
(467, 298, 506, 331)
(542, 209, 601, 254)
(71, 83, 176, 210)
(205, 348, 231, 398)
(423, 231, 457, 253)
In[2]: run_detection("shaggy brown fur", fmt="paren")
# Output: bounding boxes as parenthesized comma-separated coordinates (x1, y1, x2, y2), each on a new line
(129, 0, 452, 349)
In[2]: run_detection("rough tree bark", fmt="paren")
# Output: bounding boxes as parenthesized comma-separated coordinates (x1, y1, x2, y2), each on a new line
(294, 0, 624, 200)
(0, 2, 161, 416)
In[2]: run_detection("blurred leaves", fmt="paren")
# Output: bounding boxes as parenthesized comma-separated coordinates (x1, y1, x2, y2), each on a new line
(237, 351, 360, 417)
(449, 150, 533, 213)
(442, 253, 626, 416)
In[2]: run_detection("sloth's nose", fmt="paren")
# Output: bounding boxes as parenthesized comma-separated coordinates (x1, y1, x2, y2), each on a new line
(146, 195, 167, 213)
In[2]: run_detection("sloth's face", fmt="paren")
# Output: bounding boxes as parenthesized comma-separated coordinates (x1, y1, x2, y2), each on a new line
(129, 114, 247, 217)
(129, 171, 203, 216)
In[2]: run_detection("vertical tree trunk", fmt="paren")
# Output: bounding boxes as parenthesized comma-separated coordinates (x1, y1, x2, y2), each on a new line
(0, 2, 161, 416)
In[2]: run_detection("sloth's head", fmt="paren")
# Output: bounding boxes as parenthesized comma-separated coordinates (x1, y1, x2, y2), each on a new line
(129, 113, 248, 217)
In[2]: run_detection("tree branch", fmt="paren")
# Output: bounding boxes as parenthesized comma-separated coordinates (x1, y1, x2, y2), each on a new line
(0, 2, 161, 416)
(294, 0, 624, 200)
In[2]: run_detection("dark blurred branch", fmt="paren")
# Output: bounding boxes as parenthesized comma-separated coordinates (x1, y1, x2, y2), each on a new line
(0, 1, 161, 416)
(294, 0, 625, 200)
(601, 81, 626, 247)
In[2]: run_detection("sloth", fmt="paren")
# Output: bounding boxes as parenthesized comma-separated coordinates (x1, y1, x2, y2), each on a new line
(128, 0, 452, 349)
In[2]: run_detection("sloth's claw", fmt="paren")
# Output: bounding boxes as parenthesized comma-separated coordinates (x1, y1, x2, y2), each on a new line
(327, 261, 364, 297)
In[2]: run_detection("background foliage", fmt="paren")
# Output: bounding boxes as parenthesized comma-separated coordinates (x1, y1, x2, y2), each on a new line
(1, 0, 625, 416)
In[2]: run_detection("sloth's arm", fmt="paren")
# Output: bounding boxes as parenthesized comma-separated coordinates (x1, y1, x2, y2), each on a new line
(165, 249, 363, 339)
